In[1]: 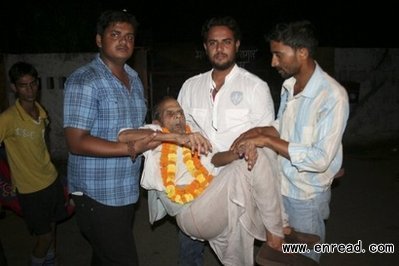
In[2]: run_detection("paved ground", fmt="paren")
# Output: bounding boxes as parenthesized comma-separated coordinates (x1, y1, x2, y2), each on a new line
(1, 143, 398, 265)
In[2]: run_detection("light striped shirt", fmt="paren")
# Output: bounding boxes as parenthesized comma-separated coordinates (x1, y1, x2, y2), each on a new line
(272, 63, 349, 200)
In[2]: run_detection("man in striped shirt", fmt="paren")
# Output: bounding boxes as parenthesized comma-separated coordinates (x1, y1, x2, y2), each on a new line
(232, 20, 350, 264)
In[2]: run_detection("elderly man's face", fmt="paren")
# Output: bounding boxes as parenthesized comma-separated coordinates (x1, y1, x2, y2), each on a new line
(159, 99, 186, 133)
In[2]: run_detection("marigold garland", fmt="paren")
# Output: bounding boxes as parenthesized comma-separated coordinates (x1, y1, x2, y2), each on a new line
(160, 126, 213, 204)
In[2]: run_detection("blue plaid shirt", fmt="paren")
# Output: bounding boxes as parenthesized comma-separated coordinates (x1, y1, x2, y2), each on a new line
(63, 54, 147, 206)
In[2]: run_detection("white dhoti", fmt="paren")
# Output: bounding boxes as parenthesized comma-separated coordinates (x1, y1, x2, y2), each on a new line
(176, 148, 283, 265)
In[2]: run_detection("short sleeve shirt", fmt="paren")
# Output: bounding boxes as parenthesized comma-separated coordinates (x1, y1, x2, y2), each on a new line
(63, 54, 147, 206)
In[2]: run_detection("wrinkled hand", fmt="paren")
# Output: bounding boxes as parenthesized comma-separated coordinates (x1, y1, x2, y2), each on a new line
(232, 134, 268, 170)
(234, 138, 258, 170)
(230, 127, 263, 152)
(135, 132, 162, 153)
(179, 132, 212, 155)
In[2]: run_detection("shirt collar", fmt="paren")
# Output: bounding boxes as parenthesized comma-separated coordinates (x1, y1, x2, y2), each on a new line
(209, 63, 239, 90)
(15, 99, 47, 121)
(224, 64, 239, 82)
(282, 62, 324, 99)
(94, 53, 138, 80)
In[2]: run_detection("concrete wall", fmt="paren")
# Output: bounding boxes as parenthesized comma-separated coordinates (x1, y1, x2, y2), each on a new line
(334, 49, 399, 146)
(1, 48, 398, 159)
(2, 53, 96, 159)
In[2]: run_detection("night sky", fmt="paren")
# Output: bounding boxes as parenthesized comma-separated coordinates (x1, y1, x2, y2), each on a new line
(0, 0, 397, 53)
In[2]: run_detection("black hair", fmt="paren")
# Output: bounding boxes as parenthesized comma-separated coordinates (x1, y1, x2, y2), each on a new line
(8, 61, 38, 84)
(201, 16, 241, 42)
(96, 9, 139, 36)
(266, 20, 318, 57)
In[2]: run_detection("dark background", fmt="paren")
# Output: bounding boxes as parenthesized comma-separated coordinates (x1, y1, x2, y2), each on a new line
(0, 0, 397, 53)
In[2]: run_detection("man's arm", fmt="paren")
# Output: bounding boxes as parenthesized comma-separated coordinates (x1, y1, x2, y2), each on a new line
(231, 126, 280, 150)
(118, 128, 159, 143)
(118, 128, 212, 155)
(211, 150, 240, 167)
(249, 81, 275, 127)
(229, 126, 288, 170)
(64, 127, 159, 158)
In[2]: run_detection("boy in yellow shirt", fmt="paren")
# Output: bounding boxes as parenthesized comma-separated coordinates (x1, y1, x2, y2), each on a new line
(0, 62, 67, 266)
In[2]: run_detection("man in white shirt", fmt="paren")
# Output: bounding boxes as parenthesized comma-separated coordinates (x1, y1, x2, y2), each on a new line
(178, 17, 274, 153)
(177, 16, 277, 266)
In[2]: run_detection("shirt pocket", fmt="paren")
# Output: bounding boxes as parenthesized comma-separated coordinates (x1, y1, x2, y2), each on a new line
(188, 108, 208, 130)
(97, 95, 119, 129)
(220, 108, 250, 132)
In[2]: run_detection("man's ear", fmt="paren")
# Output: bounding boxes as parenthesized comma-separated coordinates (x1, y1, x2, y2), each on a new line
(10, 84, 17, 93)
(235, 39, 240, 52)
(152, 119, 161, 126)
(96, 34, 102, 48)
(298, 47, 309, 59)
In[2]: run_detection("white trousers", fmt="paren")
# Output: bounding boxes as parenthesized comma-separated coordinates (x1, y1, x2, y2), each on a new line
(176, 148, 283, 266)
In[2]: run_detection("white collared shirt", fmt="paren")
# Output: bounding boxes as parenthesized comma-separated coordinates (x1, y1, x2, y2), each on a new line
(178, 64, 275, 152)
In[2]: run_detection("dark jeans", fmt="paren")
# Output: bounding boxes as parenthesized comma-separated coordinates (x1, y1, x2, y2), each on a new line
(72, 194, 138, 266)
(178, 229, 204, 266)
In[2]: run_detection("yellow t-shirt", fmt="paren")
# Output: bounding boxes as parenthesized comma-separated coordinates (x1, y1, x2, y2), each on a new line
(0, 99, 57, 193)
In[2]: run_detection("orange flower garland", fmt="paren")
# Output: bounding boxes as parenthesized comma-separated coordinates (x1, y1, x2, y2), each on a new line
(160, 126, 213, 204)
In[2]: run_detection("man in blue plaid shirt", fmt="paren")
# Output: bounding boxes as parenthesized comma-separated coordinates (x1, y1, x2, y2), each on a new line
(63, 10, 159, 265)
